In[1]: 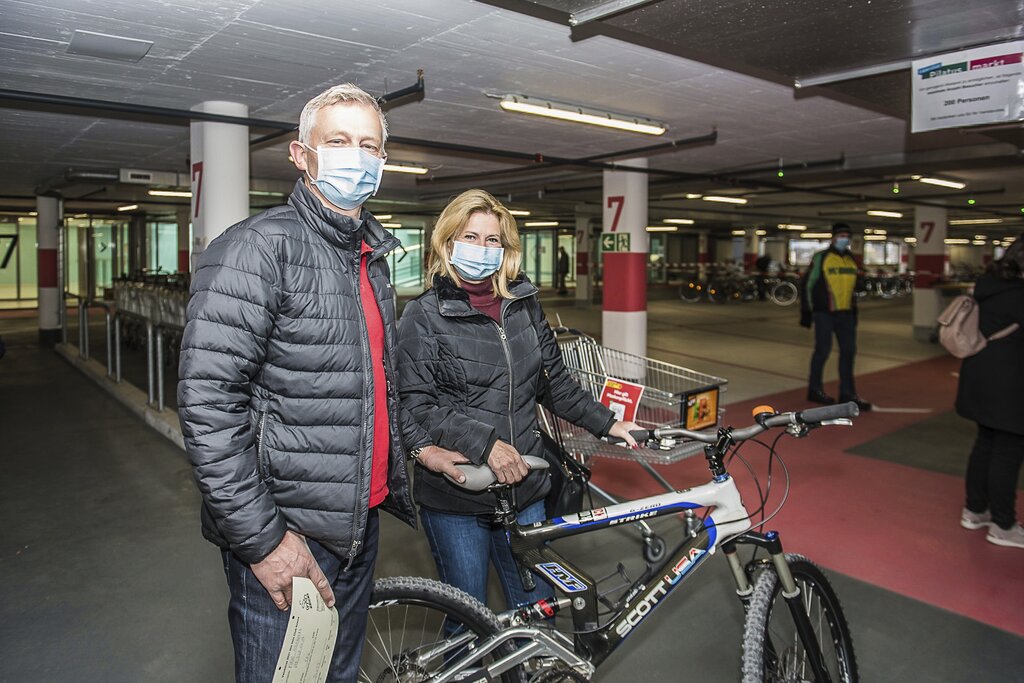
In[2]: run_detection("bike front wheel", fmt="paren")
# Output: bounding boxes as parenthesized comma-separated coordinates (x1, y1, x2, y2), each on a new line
(741, 554, 858, 683)
(769, 281, 799, 306)
(360, 576, 526, 683)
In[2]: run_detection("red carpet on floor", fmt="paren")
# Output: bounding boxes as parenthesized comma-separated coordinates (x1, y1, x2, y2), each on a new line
(590, 355, 1024, 637)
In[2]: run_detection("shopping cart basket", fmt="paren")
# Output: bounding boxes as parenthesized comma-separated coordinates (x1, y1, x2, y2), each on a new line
(538, 327, 728, 467)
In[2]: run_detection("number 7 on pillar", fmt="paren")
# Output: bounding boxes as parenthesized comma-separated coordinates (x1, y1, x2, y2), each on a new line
(607, 196, 624, 232)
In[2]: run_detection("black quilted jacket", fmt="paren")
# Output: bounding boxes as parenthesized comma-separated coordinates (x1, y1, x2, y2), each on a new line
(177, 180, 425, 565)
(396, 275, 615, 515)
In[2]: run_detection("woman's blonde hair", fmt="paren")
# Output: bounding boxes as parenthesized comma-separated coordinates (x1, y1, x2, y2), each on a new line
(426, 189, 522, 299)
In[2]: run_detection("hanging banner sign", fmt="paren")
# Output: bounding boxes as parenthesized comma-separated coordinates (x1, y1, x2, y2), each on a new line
(599, 376, 645, 423)
(911, 41, 1023, 133)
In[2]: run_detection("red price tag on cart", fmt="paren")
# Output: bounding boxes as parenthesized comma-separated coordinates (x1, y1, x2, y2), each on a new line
(599, 377, 645, 423)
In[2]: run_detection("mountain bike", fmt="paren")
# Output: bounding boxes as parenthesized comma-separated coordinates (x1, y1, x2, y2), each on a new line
(359, 402, 860, 683)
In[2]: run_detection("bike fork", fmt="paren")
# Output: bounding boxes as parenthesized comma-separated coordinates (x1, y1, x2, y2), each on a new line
(728, 532, 833, 683)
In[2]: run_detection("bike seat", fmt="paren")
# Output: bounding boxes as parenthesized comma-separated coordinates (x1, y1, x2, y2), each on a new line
(446, 455, 550, 492)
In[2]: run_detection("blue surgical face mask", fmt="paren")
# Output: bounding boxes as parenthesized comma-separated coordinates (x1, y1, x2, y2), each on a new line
(450, 240, 504, 281)
(302, 144, 384, 210)
(834, 237, 851, 251)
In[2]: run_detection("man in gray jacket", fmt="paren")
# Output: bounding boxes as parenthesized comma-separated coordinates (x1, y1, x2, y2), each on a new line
(177, 84, 460, 683)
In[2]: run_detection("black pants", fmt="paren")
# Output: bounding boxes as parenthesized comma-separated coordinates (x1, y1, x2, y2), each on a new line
(965, 424, 1024, 530)
(809, 311, 857, 398)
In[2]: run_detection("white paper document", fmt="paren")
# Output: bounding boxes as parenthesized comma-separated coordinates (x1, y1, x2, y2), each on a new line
(271, 577, 339, 683)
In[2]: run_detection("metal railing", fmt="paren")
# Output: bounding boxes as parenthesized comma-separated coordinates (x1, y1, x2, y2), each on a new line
(72, 279, 188, 412)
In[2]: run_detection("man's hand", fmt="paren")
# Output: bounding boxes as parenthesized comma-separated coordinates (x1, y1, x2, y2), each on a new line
(487, 440, 530, 484)
(607, 420, 643, 448)
(415, 445, 470, 483)
(250, 530, 334, 610)
(800, 310, 812, 328)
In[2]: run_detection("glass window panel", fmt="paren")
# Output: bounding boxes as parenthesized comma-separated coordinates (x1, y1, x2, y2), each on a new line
(18, 217, 37, 300)
(0, 218, 18, 302)
(789, 239, 828, 266)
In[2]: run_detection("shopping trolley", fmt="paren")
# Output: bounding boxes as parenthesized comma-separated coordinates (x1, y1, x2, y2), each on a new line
(537, 326, 728, 562)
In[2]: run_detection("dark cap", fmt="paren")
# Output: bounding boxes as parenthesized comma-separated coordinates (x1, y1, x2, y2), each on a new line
(831, 222, 853, 236)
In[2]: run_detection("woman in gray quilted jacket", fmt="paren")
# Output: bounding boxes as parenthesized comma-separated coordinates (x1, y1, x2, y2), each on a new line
(396, 189, 640, 609)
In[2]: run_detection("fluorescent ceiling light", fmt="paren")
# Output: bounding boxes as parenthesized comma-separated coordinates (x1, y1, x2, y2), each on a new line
(917, 177, 966, 190)
(864, 235, 887, 241)
(646, 226, 677, 232)
(117, 204, 139, 212)
(730, 229, 745, 236)
(944, 238, 970, 244)
(800, 232, 832, 239)
(949, 218, 1002, 225)
(508, 210, 531, 216)
(974, 235, 989, 240)
(249, 190, 285, 197)
(904, 237, 917, 243)
(755, 229, 767, 236)
(499, 94, 666, 136)
(380, 222, 403, 229)
(866, 210, 903, 218)
(524, 221, 558, 227)
(685, 193, 703, 199)
(703, 195, 748, 205)
(664, 218, 694, 225)
(374, 214, 393, 221)
(865, 228, 887, 235)
(66, 30, 153, 63)
(972, 240, 987, 245)
(147, 189, 192, 198)
(778, 224, 806, 230)
(383, 163, 428, 175)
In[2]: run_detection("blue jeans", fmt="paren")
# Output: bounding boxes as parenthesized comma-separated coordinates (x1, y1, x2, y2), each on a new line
(420, 499, 553, 610)
(221, 509, 379, 683)
(809, 311, 858, 398)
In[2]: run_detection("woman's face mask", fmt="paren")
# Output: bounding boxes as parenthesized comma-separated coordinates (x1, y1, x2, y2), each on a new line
(302, 144, 385, 210)
(450, 240, 504, 281)
(834, 236, 851, 251)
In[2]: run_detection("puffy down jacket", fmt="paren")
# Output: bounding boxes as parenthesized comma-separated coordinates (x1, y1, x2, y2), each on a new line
(396, 275, 615, 515)
(178, 180, 424, 565)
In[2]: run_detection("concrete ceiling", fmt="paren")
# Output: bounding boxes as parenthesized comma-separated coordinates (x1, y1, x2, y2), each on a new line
(0, 0, 1021, 239)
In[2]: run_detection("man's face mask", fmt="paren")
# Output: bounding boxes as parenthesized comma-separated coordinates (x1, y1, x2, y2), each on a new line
(834, 236, 851, 251)
(450, 240, 504, 281)
(302, 144, 385, 211)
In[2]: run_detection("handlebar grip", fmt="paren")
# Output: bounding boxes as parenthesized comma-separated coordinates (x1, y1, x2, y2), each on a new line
(630, 429, 651, 442)
(798, 401, 860, 423)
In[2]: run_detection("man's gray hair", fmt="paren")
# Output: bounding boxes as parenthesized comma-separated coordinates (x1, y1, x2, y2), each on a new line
(298, 83, 388, 145)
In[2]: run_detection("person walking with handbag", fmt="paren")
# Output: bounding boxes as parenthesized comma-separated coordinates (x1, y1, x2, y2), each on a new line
(396, 189, 640, 609)
(956, 235, 1024, 548)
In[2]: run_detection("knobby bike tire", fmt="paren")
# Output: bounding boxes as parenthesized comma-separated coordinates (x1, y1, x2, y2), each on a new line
(360, 576, 527, 683)
(740, 554, 858, 683)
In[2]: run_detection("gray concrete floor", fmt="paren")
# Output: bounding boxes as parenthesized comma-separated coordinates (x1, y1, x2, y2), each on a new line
(1, 295, 1022, 682)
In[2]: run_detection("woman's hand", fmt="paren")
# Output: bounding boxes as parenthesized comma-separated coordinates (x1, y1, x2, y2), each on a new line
(415, 445, 471, 484)
(486, 440, 530, 484)
(607, 420, 643, 448)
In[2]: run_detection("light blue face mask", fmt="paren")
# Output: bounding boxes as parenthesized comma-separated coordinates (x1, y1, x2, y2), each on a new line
(450, 240, 504, 281)
(834, 237, 851, 251)
(303, 144, 384, 211)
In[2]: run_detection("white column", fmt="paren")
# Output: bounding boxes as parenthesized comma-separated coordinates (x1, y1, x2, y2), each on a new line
(912, 206, 947, 341)
(36, 195, 62, 346)
(743, 228, 760, 271)
(601, 158, 648, 360)
(574, 207, 592, 306)
(189, 101, 250, 269)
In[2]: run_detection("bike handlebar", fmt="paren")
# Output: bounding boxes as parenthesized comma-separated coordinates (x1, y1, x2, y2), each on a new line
(626, 401, 860, 445)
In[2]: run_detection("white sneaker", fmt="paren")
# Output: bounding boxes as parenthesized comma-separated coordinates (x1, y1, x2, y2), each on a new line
(960, 508, 992, 530)
(986, 523, 1024, 549)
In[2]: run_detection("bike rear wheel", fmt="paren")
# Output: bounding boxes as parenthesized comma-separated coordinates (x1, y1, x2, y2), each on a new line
(741, 554, 858, 683)
(769, 281, 798, 306)
(360, 577, 526, 683)
(680, 280, 703, 303)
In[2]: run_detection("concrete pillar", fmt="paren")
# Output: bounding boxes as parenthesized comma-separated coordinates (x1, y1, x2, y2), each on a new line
(697, 230, 709, 278)
(912, 206, 947, 341)
(601, 158, 647, 358)
(743, 228, 760, 271)
(36, 195, 62, 347)
(574, 208, 593, 306)
(189, 101, 250, 269)
(176, 206, 190, 273)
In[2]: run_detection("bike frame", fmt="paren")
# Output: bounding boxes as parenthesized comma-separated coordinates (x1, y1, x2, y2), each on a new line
(507, 475, 753, 666)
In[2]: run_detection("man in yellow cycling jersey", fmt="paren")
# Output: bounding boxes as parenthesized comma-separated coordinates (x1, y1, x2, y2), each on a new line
(799, 223, 871, 411)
